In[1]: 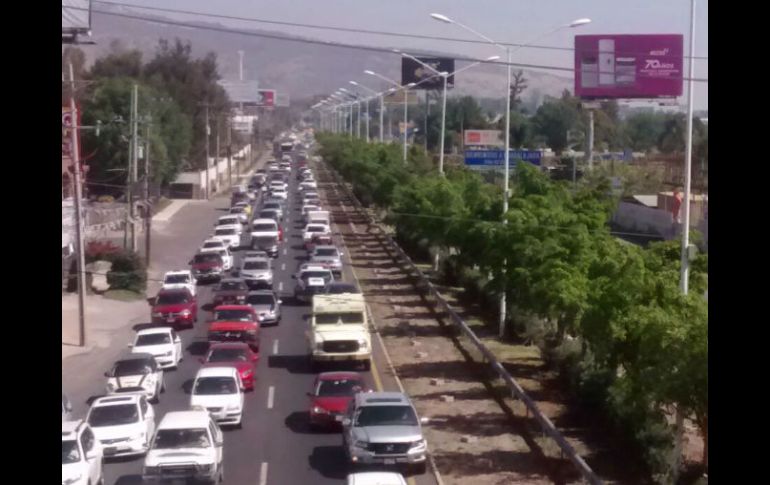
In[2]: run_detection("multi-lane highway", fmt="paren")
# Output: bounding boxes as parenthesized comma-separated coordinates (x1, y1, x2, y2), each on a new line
(63, 149, 438, 485)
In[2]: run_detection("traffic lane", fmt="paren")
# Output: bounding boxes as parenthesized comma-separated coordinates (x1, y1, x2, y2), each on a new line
(62, 197, 231, 421)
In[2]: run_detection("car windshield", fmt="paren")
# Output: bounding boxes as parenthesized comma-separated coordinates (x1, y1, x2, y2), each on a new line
(208, 348, 249, 362)
(194, 254, 222, 264)
(164, 274, 189, 284)
(317, 379, 362, 397)
(355, 405, 418, 427)
(303, 207, 319, 213)
(315, 312, 364, 325)
(203, 241, 223, 249)
(219, 281, 247, 291)
(214, 310, 253, 322)
(88, 404, 139, 427)
(302, 271, 332, 281)
(264, 203, 281, 209)
(135, 333, 171, 346)
(215, 228, 236, 236)
(230, 207, 244, 213)
(252, 224, 276, 232)
(153, 429, 210, 449)
(315, 248, 338, 257)
(247, 294, 275, 306)
(259, 211, 276, 218)
(307, 225, 326, 232)
(157, 292, 189, 305)
(62, 440, 80, 464)
(112, 359, 153, 376)
(219, 218, 238, 225)
(193, 376, 238, 395)
(244, 261, 269, 270)
(327, 284, 358, 294)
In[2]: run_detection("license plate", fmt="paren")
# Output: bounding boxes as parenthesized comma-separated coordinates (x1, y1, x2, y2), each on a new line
(166, 317, 176, 323)
(334, 415, 344, 422)
(384, 459, 396, 465)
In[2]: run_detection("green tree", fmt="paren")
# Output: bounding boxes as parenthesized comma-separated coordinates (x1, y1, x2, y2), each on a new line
(90, 48, 143, 80)
(623, 111, 667, 152)
(531, 90, 583, 154)
(144, 39, 230, 168)
(657, 113, 707, 154)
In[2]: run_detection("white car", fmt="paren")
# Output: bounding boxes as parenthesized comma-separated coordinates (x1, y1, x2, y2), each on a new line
(129, 327, 183, 370)
(200, 239, 227, 252)
(143, 410, 224, 483)
(161, 270, 196, 297)
(190, 367, 245, 428)
(347, 472, 408, 485)
(217, 214, 244, 229)
(299, 180, 318, 191)
(200, 246, 234, 271)
(270, 188, 288, 200)
(105, 353, 165, 402)
(269, 180, 288, 192)
(303, 223, 331, 243)
(212, 224, 242, 249)
(229, 206, 249, 225)
(86, 394, 156, 458)
(62, 420, 103, 485)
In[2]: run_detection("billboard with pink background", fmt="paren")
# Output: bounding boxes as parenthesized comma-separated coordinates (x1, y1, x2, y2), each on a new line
(575, 34, 684, 99)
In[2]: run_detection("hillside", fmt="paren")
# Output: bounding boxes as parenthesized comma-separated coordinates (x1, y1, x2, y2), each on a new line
(86, 6, 572, 106)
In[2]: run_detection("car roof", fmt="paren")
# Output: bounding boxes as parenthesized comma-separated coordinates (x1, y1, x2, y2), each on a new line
(247, 290, 276, 296)
(252, 218, 278, 225)
(209, 342, 251, 350)
(202, 239, 225, 245)
(300, 264, 331, 272)
(219, 278, 246, 284)
(199, 247, 227, 254)
(91, 394, 141, 407)
(313, 245, 338, 252)
(347, 472, 407, 485)
(136, 327, 173, 336)
(164, 270, 192, 276)
(214, 304, 254, 311)
(318, 371, 363, 381)
(243, 256, 269, 262)
(219, 215, 239, 220)
(158, 410, 211, 430)
(196, 366, 239, 378)
(356, 392, 410, 406)
(116, 352, 156, 363)
(215, 224, 242, 230)
(158, 287, 192, 295)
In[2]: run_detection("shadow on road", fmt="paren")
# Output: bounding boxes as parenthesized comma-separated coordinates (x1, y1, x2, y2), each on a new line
(267, 354, 314, 374)
(186, 340, 210, 357)
(308, 445, 348, 480)
(112, 474, 144, 485)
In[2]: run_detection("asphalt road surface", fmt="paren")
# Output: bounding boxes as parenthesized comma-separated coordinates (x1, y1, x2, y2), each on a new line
(63, 158, 438, 485)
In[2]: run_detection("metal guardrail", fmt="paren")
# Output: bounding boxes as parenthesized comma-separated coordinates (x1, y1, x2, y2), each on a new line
(324, 163, 603, 485)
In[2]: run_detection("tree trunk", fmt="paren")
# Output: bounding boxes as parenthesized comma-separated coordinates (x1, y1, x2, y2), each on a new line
(698, 413, 708, 470)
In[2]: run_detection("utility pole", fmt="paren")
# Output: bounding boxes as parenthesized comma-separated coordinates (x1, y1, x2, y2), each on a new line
(204, 104, 211, 199)
(227, 116, 233, 189)
(215, 114, 221, 190)
(130, 83, 138, 252)
(144, 122, 152, 266)
(68, 62, 88, 347)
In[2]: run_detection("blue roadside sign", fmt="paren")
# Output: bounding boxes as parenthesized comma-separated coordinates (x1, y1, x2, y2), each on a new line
(464, 149, 542, 168)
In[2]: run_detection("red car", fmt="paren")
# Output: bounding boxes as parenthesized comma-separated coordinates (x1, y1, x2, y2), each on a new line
(207, 305, 260, 351)
(199, 342, 258, 391)
(306, 234, 333, 252)
(151, 288, 197, 328)
(189, 252, 224, 283)
(307, 372, 368, 430)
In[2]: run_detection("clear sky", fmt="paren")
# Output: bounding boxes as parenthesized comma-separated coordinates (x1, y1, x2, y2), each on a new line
(97, 0, 708, 110)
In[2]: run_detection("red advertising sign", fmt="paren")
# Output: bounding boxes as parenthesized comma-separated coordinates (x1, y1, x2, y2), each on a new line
(575, 34, 684, 99)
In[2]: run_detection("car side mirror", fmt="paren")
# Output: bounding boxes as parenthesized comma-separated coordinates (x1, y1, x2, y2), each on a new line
(127, 342, 133, 348)
(251, 354, 259, 362)
(306, 392, 314, 398)
(277, 299, 283, 304)
(214, 439, 224, 447)
(420, 417, 430, 425)
(341, 418, 352, 427)
(175, 337, 181, 343)
(103, 371, 111, 378)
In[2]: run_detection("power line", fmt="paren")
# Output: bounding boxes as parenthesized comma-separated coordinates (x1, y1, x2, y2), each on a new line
(92, 1, 709, 61)
(65, 5, 708, 84)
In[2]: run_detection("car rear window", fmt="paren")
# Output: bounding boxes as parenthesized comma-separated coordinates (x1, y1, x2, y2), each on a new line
(214, 310, 254, 322)
(252, 224, 276, 232)
(135, 333, 171, 346)
(244, 261, 269, 270)
(315, 312, 364, 324)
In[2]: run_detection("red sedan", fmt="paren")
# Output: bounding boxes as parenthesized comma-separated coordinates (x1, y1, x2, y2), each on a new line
(199, 342, 258, 391)
(208, 305, 261, 351)
(307, 372, 368, 430)
(151, 288, 197, 328)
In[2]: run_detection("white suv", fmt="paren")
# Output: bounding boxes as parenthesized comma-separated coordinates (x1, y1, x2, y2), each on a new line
(161, 270, 196, 297)
(190, 367, 245, 428)
(129, 327, 183, 370)
(86, 394, 156, 458)
(212, 224, 242, 249)
(105, 353, 165, 402)
(62, 420, 104, 485)
(143, 410, 224, 484)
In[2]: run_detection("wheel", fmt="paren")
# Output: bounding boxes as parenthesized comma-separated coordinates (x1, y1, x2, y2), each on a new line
(218, 461, 225, 483)
(412, 462, 427, 475)
(161, 377, 166, 393)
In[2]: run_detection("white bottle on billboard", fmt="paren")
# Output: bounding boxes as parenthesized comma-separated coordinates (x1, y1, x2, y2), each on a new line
(598, 39, 615, 86)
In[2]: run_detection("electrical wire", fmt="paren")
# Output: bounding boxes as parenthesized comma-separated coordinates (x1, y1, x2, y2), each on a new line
(91, 1, 709, 61)
(63, 5, 708, 83)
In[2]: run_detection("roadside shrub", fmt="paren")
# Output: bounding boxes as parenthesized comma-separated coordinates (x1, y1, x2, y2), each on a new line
(106, 250, 146, 293)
